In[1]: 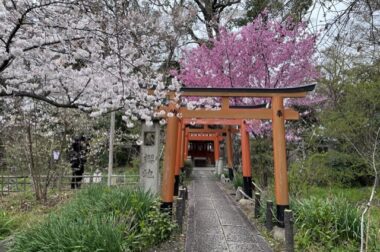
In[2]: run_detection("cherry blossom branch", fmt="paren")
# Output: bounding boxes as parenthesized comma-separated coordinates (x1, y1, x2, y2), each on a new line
(0, 90, 89, 109)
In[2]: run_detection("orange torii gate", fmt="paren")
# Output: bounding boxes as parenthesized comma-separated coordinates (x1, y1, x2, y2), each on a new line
(183, 121, 240, 167)
(184, 126, 237, 166)
(187, 132, 223, 165)
(174, 130, 225, 194)
(181, 118, 251, 194)
(160, 84, 316, 225)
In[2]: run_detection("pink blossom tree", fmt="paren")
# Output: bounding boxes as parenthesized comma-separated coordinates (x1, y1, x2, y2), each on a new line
(175, 15, 319, 90)
(174, 14, 321, 136)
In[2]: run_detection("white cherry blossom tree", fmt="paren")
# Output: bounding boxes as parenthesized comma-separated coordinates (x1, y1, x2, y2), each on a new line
(0, 0, 176, 122)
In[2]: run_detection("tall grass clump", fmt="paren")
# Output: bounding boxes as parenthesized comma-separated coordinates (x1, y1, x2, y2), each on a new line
(293, 196, 361, 251)
(10, 185, 176, 252)
(233, 172, 243, 189)
(0, 211, 15, 240)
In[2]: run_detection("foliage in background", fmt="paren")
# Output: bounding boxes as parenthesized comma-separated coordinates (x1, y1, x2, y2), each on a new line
(289, 151, 367, 188)
(86, 112, 141, 171)
(10, 186, 176, 252)
(1, 100, 71, 202)
(251, 137, 273, 188)
(0, 100, 142, 201)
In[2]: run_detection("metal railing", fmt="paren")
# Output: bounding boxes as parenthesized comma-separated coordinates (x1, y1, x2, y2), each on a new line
(0, 174, 139, 195)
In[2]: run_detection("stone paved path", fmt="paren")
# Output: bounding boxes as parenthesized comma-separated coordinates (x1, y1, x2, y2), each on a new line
(185, 168, 272, 252)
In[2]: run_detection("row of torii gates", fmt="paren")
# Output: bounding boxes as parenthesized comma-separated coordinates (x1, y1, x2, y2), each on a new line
(157, 84, 315, 224)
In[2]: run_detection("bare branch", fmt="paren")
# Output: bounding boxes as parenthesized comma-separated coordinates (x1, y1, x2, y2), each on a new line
(360, 127, 380, 252)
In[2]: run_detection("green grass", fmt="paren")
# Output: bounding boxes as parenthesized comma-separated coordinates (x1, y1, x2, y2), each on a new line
(233, 172, 243, 189)
(0, 211, 15, 240)
(295, 186, 380, 225)
(9, 185, 175, 252)
(293, 196, 361, 251)
(0, 190, 74, 241)
(290, 186, 380, 252)
(253, 184, 380, 251)
(298, 186, 380, 203)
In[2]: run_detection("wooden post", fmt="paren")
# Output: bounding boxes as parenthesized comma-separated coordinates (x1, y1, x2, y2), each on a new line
(272, 95, 289, 226)
(183, 186, 188, 200)
(240, 122, 252, 198)
(226, 126, 234, 181)
(176, 197, 183, 233)
(161, 113, 179, 212)
(174, 120, 182, 196)
(107, 111, 115, 187)
(254, 192, 261, 218)
(179, 188, 186, 202)
(266, 200, 273, 231)
(285, 209, 295, 252)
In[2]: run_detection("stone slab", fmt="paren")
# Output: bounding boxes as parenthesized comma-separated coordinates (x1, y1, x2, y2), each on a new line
(227, 242, 266, 252)
(185, 170, 272, 252)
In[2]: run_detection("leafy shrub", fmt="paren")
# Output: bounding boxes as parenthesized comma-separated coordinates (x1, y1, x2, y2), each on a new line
(293, 196, 361, 251)
(289, 151, 367, 188)
(10, 185, 176, 252)
(138, 209, 176, 248)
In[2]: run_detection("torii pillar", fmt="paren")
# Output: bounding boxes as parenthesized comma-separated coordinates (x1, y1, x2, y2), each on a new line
(240, 122, 252, 198)
(160, 111, 178, 212)
(183, 132, 189, 162)
(272, 96, 289, 226)
(213, 134, 220, 166)
(226, 126, 234, 181)
(174, 120, 183, 196)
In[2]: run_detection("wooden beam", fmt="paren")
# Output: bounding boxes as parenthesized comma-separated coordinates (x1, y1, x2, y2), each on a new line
(180, 108, 299, 120)
(186, 128, 239, 134)
(183, 118, 243, 126)
(188, 135, 224, 141)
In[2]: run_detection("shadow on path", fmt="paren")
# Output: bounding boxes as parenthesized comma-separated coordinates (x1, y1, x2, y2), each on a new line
(185, 168, 272, 252)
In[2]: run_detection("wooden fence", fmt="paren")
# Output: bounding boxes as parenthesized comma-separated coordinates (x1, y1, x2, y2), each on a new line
(0, 174, 139, 195)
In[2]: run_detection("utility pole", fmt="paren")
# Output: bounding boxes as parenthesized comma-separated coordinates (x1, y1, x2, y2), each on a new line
(108, 112, 115, 186)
